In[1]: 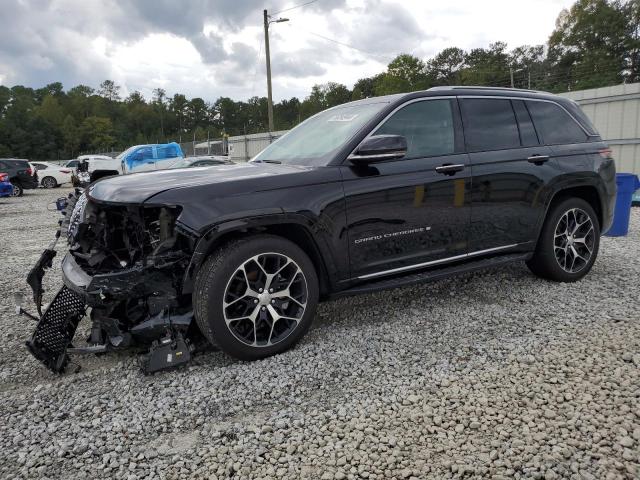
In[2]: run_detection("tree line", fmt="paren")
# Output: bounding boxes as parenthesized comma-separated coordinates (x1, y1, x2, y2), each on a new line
(0, 0, 638, 160)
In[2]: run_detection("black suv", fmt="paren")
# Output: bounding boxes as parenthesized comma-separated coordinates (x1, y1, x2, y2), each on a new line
(0, 158, 38, 196)
(26, 87, 616, 372)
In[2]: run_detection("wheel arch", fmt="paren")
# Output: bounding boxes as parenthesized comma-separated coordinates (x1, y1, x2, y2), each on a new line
(183, 215, 333, 298)
(533, 182, 604, 250)
(546, 185, 603, 228)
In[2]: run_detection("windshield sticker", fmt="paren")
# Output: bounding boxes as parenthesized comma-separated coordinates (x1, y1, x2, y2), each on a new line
(327, 113, 359, 122)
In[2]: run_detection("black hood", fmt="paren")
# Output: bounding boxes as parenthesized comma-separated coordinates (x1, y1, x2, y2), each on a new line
(87, 162, 309, 204)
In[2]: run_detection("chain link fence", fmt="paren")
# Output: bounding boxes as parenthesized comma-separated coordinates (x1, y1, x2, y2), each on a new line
(178, 130, 289, 161)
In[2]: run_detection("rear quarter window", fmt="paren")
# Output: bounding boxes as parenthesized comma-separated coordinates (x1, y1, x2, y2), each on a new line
(526, 101, 588, 145)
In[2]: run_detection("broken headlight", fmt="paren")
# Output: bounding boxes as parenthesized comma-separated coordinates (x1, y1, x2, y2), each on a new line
(67, 192, 88, 242)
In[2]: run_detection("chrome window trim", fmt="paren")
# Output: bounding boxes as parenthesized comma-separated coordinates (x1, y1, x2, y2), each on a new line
(357, 243, 521, 280)
(457, 95, 593, 138)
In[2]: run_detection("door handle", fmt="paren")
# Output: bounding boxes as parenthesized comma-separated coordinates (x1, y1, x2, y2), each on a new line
(435, 164, 465, 175)
(527, 154, 550, 165)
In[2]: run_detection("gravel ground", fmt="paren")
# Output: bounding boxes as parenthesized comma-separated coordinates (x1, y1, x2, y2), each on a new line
(0, 187, 639, 480)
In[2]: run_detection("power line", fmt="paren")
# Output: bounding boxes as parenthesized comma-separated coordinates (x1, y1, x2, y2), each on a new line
(303, 30, 393, 62)
(272, 0, 319, 16)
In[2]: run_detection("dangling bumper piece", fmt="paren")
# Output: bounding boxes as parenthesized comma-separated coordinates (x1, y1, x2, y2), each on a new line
(25, 286, 86, 373)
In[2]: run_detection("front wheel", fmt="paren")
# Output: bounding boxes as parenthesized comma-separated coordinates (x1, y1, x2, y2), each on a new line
(194, 235, 319, 360)
(527, 197, 600, 282)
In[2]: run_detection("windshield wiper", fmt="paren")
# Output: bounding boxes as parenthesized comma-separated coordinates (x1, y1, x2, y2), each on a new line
(253, 159, 282, 164)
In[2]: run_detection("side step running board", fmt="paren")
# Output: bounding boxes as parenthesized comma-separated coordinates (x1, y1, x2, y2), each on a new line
(333, 253, 531, 298)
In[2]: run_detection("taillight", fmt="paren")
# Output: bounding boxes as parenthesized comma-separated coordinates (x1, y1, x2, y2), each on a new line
(599, 148, 613, 159)
(60, 169, 71, 174)
(26, 167, 33, 175)
(0, 173, 7, 182)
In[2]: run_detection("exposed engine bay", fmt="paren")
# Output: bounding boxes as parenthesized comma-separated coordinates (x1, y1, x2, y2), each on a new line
(24, 189, 203, 374)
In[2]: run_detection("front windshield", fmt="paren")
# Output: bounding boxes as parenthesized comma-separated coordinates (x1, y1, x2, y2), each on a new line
(115, 146, 137, 160)
(252, 101, 388, 166)
(170, 158, 192, 169)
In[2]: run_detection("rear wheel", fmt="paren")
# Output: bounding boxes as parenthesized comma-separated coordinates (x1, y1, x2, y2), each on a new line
(10, 182, 23, 197)
(41, 176, 58, 188)
(527, 197, 600, 282)
(194, 235, 319, 360)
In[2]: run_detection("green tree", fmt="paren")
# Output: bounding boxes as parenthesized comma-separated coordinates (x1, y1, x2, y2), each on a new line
(426, 47, 466, 85)
(98, 80, 121, 101)
(61, 115, 80, 157)
(37, 94, 65, 126)
(324, 82, 351, 107)
(548, 0, 629, 90)
(375, 54, 429, 95)
(622, 0, 640, 82)
(80, 116, 115, 151)
(351, 76, 380, 99)
(461, 42, 511, 87)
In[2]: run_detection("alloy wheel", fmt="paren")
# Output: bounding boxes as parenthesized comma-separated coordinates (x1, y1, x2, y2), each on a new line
(42, 177, 56, 188)
(553, 208, 595, 273)
(223, 253, 308, 347)
(11, 184, 21, 197)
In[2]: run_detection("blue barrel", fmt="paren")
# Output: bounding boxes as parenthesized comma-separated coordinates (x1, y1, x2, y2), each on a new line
(606, 173, 640, 237)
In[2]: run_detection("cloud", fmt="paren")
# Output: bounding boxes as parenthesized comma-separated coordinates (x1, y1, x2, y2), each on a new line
(340, 0, 432, 57)
(0, 0, 577, 102)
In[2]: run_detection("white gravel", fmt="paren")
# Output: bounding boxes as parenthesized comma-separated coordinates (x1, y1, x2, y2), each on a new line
(0, 187, 639, 480)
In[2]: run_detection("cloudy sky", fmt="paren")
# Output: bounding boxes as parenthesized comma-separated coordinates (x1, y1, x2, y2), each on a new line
(0, 0, 576, 102)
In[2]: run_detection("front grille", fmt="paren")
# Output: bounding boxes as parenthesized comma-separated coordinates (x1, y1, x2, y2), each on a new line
(26, 286, 86, 373)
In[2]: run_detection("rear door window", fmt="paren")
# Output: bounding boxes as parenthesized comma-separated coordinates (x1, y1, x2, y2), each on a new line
(33, 163, 48, 170)
(460, 98, 521, 151)
(525, 101, 588, 145)
(157, 145, 179, 159)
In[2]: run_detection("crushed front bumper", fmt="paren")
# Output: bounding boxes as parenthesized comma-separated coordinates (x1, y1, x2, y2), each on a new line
(61, 253, 175, 305)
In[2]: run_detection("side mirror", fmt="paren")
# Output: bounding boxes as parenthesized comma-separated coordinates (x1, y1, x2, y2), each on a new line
(348, 135, 408, 165)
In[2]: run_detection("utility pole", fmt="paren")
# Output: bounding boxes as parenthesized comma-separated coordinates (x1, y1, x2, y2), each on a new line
(263, 10, 289, 132)
(264, 9, 274, 132)
(510, 67, 515, 88)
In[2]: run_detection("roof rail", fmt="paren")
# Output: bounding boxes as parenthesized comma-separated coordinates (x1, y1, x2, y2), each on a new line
(428, 86, 549, 94)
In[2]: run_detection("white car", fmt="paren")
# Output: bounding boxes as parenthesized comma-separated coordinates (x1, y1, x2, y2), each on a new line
(31, 162, 73, 188)
(62, 159, 80, 169)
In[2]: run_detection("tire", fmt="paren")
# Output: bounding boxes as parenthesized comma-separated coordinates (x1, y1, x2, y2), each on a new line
(194, 235, 319, 361)
(527, 197, 600, 282)
(10, 182, 23, 197)
(41, 176, 58, 188)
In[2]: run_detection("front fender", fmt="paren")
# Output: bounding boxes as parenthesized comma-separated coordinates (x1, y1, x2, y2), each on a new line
(180, 212, 339, 295)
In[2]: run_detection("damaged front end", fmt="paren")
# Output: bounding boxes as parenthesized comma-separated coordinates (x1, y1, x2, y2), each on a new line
(25, 189, 199, 374)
